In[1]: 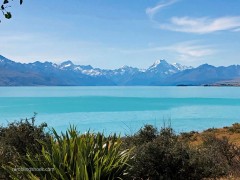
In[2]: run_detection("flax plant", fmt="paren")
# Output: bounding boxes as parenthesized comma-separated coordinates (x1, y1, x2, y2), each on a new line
(5, 126, 131, 180)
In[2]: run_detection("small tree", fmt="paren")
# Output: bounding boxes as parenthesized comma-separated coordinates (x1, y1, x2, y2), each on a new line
(125, 125, 231, 180)
(0, 115, 51, 179)
(1, 0, 23, 21)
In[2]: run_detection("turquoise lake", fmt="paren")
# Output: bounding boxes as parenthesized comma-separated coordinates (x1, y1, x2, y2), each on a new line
(0, 86, 240, 135)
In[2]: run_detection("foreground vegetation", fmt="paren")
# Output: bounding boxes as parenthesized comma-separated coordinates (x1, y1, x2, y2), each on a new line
(1, 117, 240, 179)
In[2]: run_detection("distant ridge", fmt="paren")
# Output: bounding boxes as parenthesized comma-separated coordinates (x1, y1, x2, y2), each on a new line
(0, 55, 240, 86)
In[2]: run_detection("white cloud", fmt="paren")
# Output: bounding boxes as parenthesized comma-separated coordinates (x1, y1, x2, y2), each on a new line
(146, 1, 240, 34)
(146, 0, 178, 19)
(169, 41, 215, 61)
(160, 16, 240, 34)
(233, 27, 240, 32)
(119, 41, 215, 62)
(155, 41, 215, 60)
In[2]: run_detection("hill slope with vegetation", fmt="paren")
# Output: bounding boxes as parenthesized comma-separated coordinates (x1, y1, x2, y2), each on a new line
(1, 117, 240, 179)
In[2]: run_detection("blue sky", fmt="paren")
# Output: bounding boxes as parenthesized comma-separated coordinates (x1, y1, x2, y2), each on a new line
(1, 0, 240, 69)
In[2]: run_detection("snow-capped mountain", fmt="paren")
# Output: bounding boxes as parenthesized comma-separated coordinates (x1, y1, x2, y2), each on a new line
(59, 60, 75, 69)
(58, 60, 102, 76)
(149, 60, 192, 73)
(146, 59, 192, 76)
(0, 55, 239, 86)
(57, 59, 191, 80)
(172, 62, 192, 71)
(0, 55, 8, 62)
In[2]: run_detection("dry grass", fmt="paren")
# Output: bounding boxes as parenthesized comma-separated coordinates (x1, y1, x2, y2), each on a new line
(180, 124, 240, 179)
(180, 123, 240, 147)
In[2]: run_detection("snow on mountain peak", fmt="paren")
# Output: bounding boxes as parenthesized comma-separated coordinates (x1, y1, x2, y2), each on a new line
(121, 65, 129, 69)
(0, 55, 12, 63)
(154, 59, 161, 65)
(60, 60, 74, 67)
(82, 69, 102, 76)
(148, 59, 170, 71)
(152, 59, 167, 67)
(172, 63, 193, 71)
(0, 55, 7, 60)
(58, 61, 76, 70)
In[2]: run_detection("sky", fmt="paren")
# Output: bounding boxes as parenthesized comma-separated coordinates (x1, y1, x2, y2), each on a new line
(0, 0, 240, 69)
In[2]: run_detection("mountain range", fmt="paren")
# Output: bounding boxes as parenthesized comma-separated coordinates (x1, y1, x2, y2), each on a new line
(0, 55, 240, 86)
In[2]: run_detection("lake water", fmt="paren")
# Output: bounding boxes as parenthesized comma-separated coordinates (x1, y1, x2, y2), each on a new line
(0, 86, 240, 135)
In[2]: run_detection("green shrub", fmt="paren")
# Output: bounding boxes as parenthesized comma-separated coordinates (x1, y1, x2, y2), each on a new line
(203, 127, 217, 133)
(125, 125, 231, 180)
(228, 123, 240, 133)
(127, 126, 194, 179)
(0, 115, 51, 179)
(201, 134, 240, 176)
(5, 126, 131, 180)
(180, 131, 198, 141)
(123, 125, 158, 148)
